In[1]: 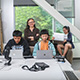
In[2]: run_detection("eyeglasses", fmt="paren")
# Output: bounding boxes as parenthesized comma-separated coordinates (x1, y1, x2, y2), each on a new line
(28, 21, 34, 24)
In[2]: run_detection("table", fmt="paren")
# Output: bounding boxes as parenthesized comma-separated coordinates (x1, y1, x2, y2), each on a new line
(0, 56, 78, 80)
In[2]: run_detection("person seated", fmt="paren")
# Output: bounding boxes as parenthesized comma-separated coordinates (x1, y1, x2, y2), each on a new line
(3, 30, 31, 58)
(33, 29, 56, 57)
(57, 26, 75, 57)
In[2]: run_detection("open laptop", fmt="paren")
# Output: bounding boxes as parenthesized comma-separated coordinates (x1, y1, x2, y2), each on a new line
(53, 33, 64, 41)
(36, 50, 53, 59)
(9, 50, 23, 59)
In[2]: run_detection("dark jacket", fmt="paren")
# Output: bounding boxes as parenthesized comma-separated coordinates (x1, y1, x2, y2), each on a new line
(3, 38, 31, 56)
(24, 27, 39, 46)
(64, 32, 75, 48)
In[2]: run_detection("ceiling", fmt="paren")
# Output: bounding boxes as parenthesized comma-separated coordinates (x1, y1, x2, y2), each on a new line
(14, 0, 55, 6)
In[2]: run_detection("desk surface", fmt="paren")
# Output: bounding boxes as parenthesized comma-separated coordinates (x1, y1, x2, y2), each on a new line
(0, 57, 75, 80)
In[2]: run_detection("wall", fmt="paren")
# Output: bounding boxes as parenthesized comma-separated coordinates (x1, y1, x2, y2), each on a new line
(73, 43, 80, 58)
(1, 0, 14, 43)
(72, 0, 80, 58)
(75, 0, 80, 30)
(0, 12, 1, 46)
(0, 0, 2, 46)
(14, 0, 54, 6)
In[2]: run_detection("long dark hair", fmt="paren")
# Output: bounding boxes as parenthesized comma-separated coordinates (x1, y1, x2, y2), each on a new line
(26, 18, 36, 29)
(63, 26, 70, 32)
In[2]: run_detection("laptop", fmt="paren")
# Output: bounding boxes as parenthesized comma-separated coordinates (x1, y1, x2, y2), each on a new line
(53, 33, 64, 41)
(9, 50, 23, 59)
(36, 50, 53, 59)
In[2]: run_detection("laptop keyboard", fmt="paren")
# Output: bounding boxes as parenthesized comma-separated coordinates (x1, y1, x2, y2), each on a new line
(63, 71, 79, 80)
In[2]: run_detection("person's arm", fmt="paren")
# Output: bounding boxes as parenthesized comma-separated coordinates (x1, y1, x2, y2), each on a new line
(24, 29, 31, 41)
(67, 33, 72, 42)
(49, 37, 55, 43)
(52, 37, 55, 40)
(3, 40, 12, 51)
(3, 40, 12, 55)
(34, 29, 40, 41)
(23, 40, 31, 56)
(33, 43, 39, 56)
(50, 43, 56, 56)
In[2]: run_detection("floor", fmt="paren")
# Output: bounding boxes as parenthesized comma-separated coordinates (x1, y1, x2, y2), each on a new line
(72, 59, 80, 79)
(72, 59, 80, 70)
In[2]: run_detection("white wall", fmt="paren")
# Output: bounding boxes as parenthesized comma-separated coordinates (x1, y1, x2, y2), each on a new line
(73, 43, 80, 58)
(1, 0, 14, 43)
(75, 0, 80, 30)
(72, 0, 80, 58)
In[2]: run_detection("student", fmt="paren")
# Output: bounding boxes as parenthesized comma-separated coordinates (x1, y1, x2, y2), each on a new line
(57, 26, 75, 57)
(33, 29, 56, 57)
(3, 30, 31, 57)
(24, 18, 39, 46)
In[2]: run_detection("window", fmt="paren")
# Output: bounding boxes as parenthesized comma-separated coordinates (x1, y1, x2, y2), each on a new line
(15, 6, 53, 38)
(15, 0, 77, 42)
(53, 0, 79, 43)
(55, 18, 74, 33)
(54, 0, 75, 18)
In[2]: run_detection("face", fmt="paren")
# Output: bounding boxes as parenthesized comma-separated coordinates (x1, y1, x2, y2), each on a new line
(13, 36, 21, 44)
(41, 34, 48, 41)
(28, 19, 35, 28)
(63, 28, 68, 34)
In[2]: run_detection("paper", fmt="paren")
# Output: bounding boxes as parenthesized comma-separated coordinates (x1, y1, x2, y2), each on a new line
(53, 33, 64, 41)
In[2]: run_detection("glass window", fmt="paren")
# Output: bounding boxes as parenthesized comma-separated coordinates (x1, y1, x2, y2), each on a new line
(15, 6, 53, 38)
(15, 0, 77, 42)
(54, 20, 63, 33)
(54, 0, 75, 18)
(53, 0, 78, 43)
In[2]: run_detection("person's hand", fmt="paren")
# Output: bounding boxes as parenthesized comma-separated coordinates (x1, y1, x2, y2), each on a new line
(63, 40, 67, 43)
(28, 36, 34, 41)
(52, 37, 55, 40)
(53, 56, 54, 58)
(36, 34, 39, 36)
(28, 36, 31, 39)
(31, 37, 34, 41)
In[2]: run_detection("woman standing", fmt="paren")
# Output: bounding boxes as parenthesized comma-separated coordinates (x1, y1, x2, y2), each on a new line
(57, 26, 75, 57)
(24, 18, 39, 47)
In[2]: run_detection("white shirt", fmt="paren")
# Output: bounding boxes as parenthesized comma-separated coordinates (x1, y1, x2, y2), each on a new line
(64, 34, 68, 40)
